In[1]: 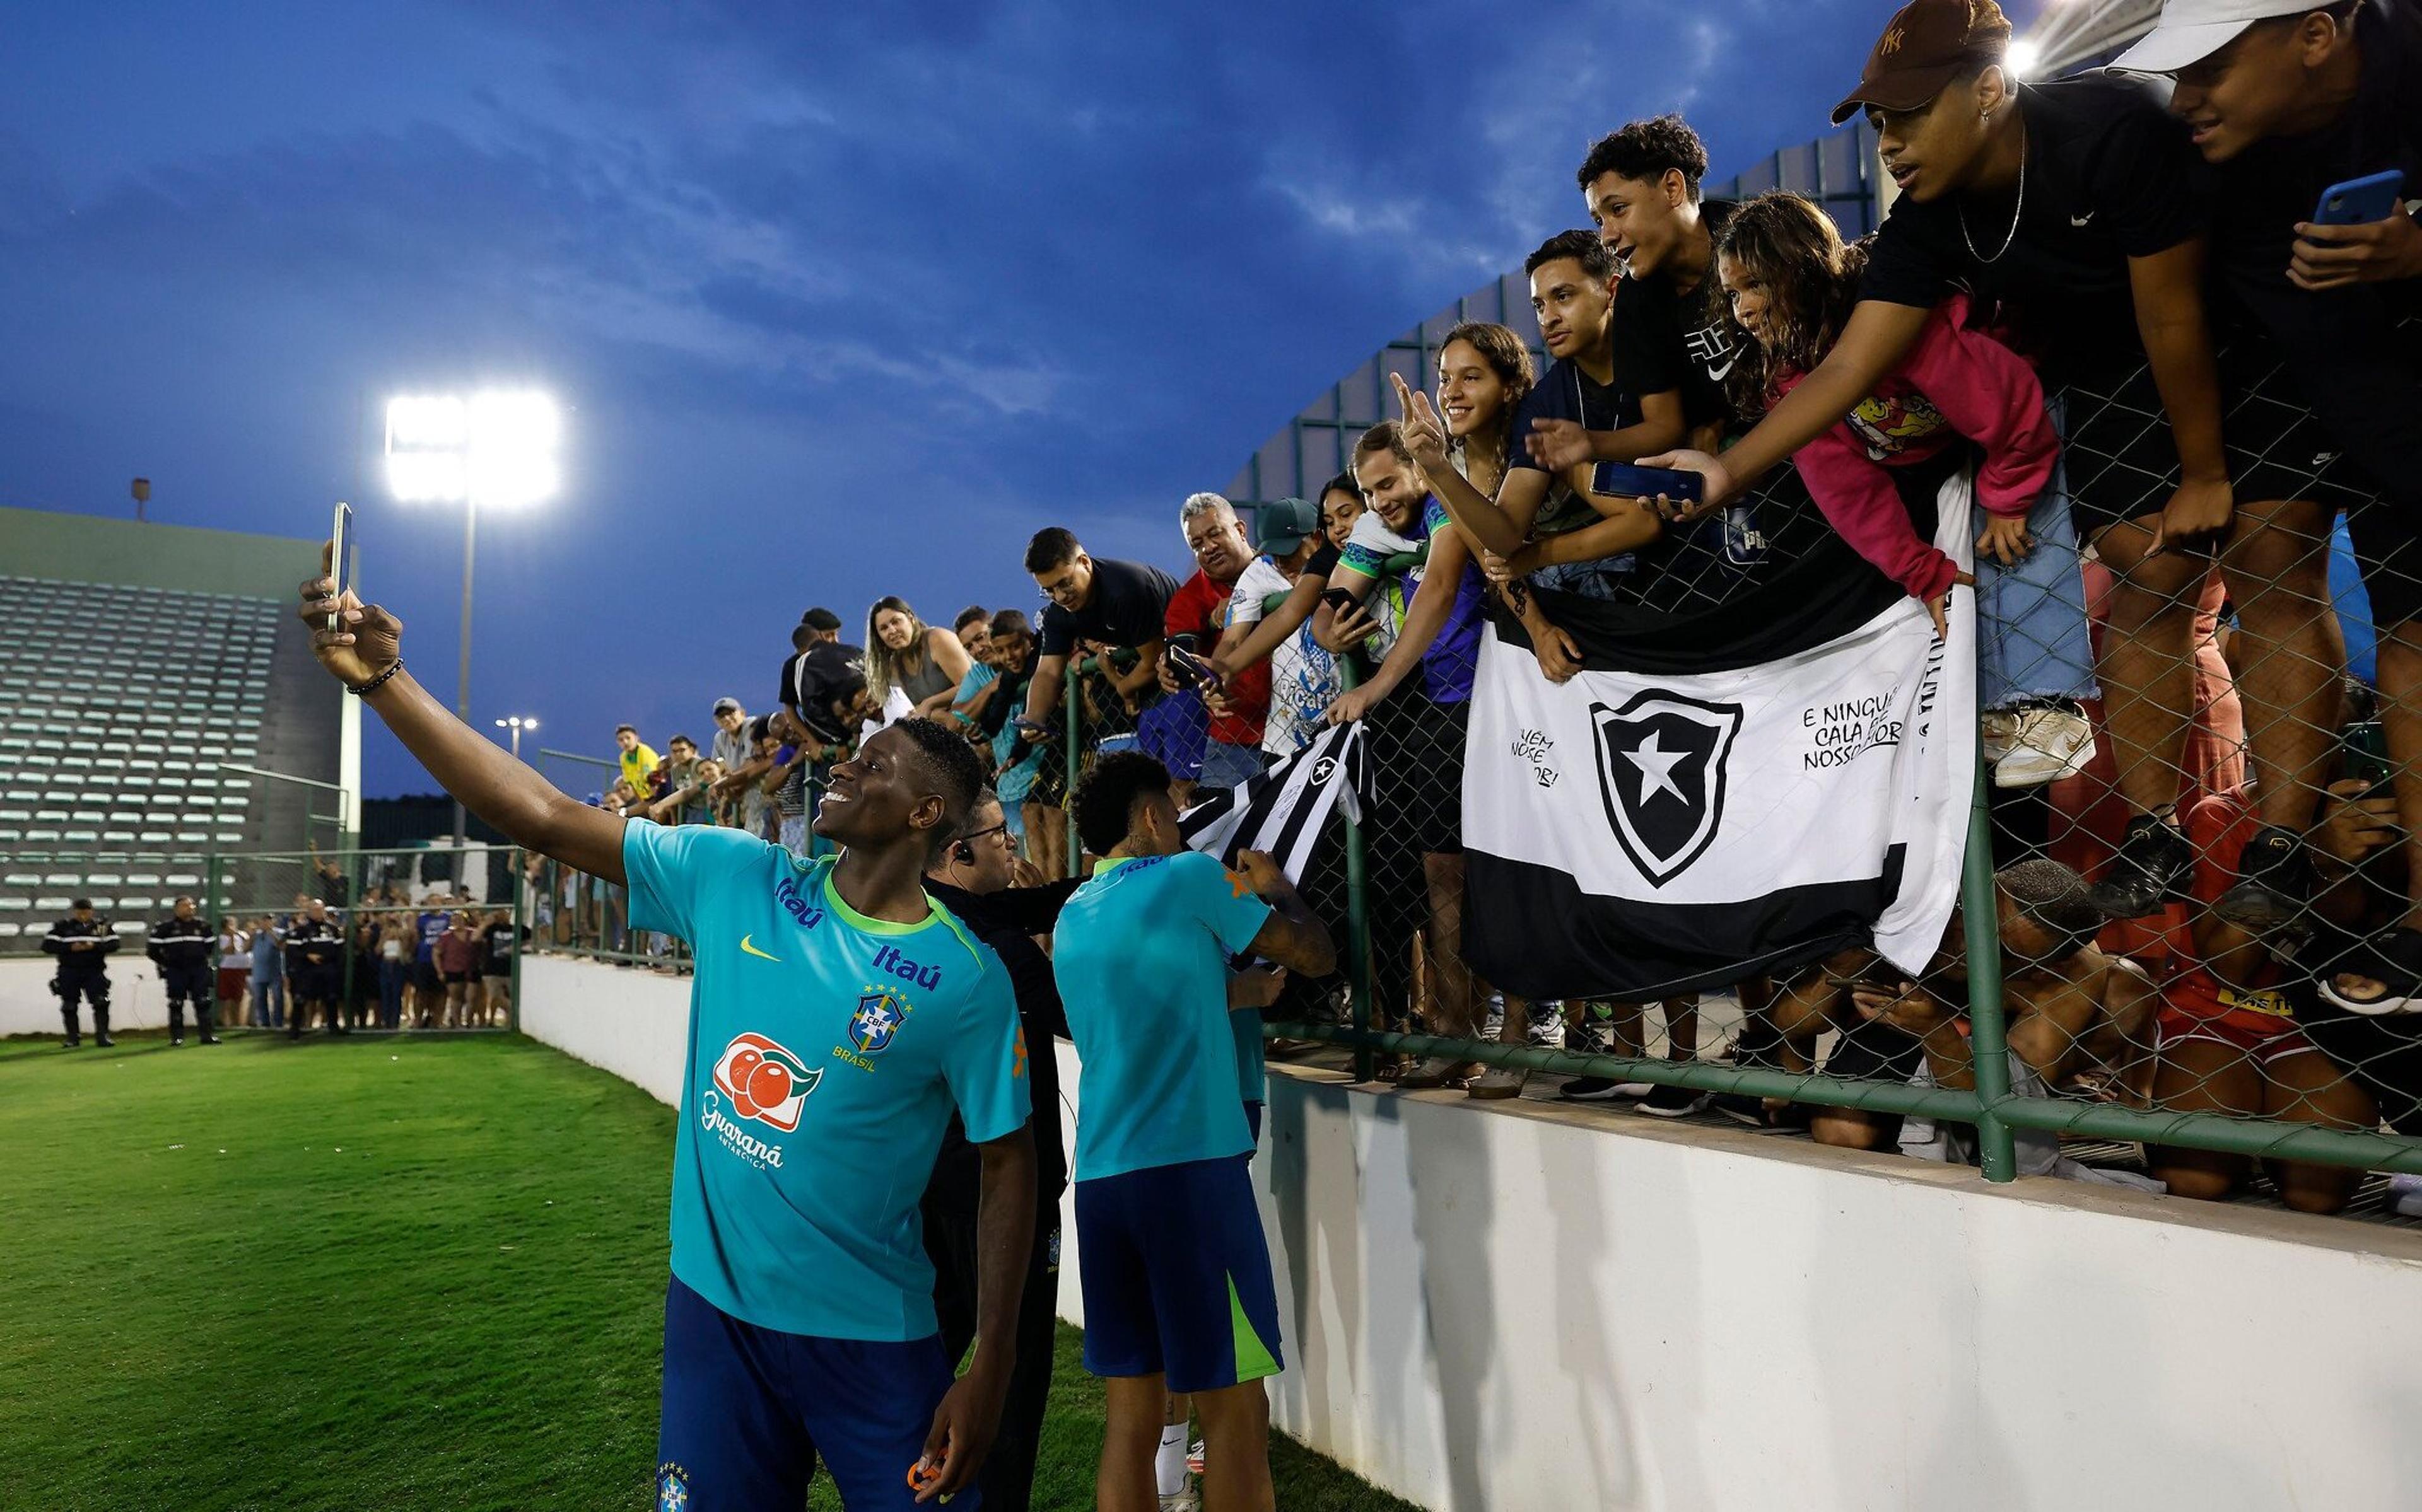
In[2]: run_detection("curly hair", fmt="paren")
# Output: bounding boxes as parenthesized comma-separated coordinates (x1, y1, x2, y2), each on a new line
(1576, 114, 1711, 199)
(1072, 750, 1173, 858)
(1711, 191, 1868, 417)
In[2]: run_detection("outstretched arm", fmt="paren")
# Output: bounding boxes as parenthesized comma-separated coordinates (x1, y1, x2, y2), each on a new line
(300, 547, 628, 883)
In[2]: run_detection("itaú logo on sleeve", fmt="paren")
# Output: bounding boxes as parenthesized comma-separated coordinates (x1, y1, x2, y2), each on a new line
(709, 1032, 823, 1133)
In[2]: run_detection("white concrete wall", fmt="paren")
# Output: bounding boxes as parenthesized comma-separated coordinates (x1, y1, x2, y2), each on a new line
(1, 953, 189, 1033)
(513, 952, 2422, 1512)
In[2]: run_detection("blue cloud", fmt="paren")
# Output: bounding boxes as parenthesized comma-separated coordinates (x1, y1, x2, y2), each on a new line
(0, 0, 1886, 795)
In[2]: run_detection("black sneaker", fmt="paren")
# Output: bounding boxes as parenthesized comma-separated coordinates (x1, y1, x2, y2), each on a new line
(199, 1033, 221, 1045)
(1707, 1092, 1770, 1127)
(94, 1032, 115, 1048)
(171, 1037, 185, 1047)
(1637, 1083, 1711, 1118)
(1559, 1076, 1651, 1102)
(2089, 815, 2194, 918)
(2212, 824, 2314, 933)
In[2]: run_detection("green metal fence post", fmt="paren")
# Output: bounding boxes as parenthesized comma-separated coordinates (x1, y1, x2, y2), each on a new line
(1961, 759, 2019, 1182)
(1336, 659, 1374, 1083)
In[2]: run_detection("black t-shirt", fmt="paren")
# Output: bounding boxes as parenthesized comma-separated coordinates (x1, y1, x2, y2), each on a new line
(1860, 76, 2209, 388)
(481, 921, 524, 972)
(785, 640, 866, 741)
(923, 877, 1079, 1209)
(2212, 0, 2422, 507)
(1508, 352, 1642, 475)
(1608, 198, 1741, 434)
(1037, 558, 1179, 658)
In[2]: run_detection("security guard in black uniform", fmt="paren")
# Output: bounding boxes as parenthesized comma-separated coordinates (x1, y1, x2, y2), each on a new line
(147, 895, 221, 1046)
(284, 898, 346, 1038)
(43, 898, 120, 1048)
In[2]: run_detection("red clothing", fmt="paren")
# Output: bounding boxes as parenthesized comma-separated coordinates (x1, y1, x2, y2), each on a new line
(2049, 562, 2245, 965)
(1776, 294, 2057, 602)
(2155, 788, 2317, 1061)
(435, 930, 479, 974)
(1165, 569, 1270, 748)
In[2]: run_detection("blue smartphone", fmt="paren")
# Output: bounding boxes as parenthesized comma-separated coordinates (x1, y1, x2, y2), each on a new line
(2315, 169, 2406, 226)
(1591, 462, 1705, 504)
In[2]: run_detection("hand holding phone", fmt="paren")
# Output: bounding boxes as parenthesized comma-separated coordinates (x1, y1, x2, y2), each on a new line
(2293, 170, 2418, 290)
(1318, 586, 1360, 616)
(1592, 462, 1705, 504)
(327, 502, 355, 631)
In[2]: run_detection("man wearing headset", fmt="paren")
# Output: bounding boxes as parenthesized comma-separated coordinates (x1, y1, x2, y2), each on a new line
(921, 788, 1077, 1512)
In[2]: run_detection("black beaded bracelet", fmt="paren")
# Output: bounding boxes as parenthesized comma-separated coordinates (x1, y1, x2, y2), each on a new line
(347, 658, 404, 697)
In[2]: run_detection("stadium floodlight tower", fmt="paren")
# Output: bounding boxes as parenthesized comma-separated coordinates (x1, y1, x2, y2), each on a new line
(493, 714, 539, 760)
(385, 389, 562, 847)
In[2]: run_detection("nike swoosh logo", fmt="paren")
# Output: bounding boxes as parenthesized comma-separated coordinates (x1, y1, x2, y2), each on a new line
(2069, 213, 2094, 227)
(1705, 358, 1737, 381)
(739, 934, 781, 962)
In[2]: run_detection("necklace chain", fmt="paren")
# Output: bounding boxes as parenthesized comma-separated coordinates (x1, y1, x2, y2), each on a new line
(1958, 120, 2028, 265)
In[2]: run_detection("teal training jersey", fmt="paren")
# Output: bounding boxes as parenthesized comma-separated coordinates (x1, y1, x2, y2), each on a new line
(623, 822, 1029, 1340)
(1053, 851, 1273, 1181)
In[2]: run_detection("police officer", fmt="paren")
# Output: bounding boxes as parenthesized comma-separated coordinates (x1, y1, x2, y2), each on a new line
(284, 897, 345, 1038)
(147, 895, 221, 1046)
(43, 898, 120, 1048)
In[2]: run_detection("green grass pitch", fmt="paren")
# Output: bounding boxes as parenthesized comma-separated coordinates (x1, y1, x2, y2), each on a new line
(0, 1030, 1416, 1511)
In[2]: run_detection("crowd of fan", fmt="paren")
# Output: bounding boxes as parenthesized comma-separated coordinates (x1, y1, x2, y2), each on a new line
(541, 0, 2422, 1214)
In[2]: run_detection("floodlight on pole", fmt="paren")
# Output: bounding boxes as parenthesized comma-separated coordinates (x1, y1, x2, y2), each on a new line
(493, 715, 539, 761)
(385, 388, 563, 846)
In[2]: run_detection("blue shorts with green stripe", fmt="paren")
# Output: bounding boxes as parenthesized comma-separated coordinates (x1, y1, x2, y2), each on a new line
(1074, 1153, 1282, 1392)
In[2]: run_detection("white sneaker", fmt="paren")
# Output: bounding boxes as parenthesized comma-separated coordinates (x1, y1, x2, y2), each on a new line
(1991, 704, 2097, 788)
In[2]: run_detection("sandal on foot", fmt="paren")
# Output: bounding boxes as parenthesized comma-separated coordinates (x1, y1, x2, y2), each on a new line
(2318, 925, 2422, 1016)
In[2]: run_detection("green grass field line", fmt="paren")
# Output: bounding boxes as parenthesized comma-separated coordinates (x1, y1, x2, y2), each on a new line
(0, 1033, 1418, 1511)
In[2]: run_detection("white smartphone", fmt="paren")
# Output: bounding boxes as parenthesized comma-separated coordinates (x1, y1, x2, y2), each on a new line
(329, 501, 354, 631)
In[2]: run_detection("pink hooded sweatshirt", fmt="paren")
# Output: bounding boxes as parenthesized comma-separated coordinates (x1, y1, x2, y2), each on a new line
(1774, 293, 2058, 603)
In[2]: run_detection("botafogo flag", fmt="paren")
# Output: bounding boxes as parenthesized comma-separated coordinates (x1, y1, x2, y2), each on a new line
(1463, 468, 1976, 1001)
(1179, 721, 1364, 880)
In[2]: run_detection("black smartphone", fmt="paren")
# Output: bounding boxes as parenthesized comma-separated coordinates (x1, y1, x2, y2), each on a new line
(1319, 586, 1361, 617)
(1592, 462, 1706, 503)
(2343, 719, 2392, 788)
(1163, 641, 1220, 692)
(329, 501, 355, 631)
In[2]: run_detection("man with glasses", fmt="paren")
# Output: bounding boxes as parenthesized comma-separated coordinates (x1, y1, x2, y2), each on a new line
(921, 789, 1079, 1512)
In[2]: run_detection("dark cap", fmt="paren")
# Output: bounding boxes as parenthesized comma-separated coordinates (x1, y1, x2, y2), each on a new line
(1831, 0, 2012, 125)
(71, 897, 92, 910)
(1254, 497, 1322, 557)
(800, 607, 843, 632)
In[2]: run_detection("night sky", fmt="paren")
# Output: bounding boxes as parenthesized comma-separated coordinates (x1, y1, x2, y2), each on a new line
(1, 1, 1914, 796)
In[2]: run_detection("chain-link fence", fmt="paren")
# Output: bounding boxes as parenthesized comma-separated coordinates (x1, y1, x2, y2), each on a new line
(203, 845, 529, 1033)
(1014, 390, 2422, 1219)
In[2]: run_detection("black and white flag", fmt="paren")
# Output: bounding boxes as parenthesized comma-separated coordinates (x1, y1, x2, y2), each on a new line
(1465, 473, 1975, 1001)
(1181, 723, 1364, 881)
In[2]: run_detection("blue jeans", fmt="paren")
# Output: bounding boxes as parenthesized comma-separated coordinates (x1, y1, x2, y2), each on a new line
(1196, 737, 1266, 793)
(250, 974, 285, 1028)
(1977, 398, 2098, 711)
(377, 960, 406, 1029)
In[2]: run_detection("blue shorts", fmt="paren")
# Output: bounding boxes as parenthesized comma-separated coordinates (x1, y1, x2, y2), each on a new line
(657, 1275, 971, 1511)
(1074, 1154, 1282, 1393)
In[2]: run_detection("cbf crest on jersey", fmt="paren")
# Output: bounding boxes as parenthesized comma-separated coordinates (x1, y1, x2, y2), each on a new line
(850, 988, 910, 1055)
(1589, 690, 1741, 887)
